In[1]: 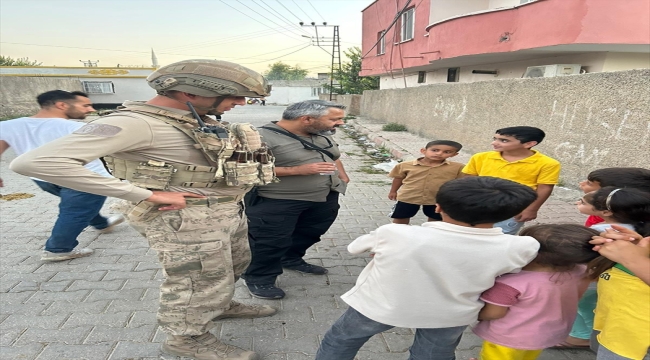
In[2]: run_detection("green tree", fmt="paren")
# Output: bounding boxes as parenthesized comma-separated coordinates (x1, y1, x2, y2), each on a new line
(327, 47, 379, 95)
(0, 55, 42, 66)
(264, 62, 308, 80)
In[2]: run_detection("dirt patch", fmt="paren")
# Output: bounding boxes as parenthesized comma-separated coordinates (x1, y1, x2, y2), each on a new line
(0, 193, 35, 201)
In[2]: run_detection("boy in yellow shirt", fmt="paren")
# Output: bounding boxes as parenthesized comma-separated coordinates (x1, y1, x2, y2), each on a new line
(462, 126, 560, 234)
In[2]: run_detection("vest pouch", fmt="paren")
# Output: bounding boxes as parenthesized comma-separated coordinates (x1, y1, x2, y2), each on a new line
(132, 161, 175, 190)
(258, 163, 277, 185)
(193, 131, 235, 163)
(223, 161, 261, 186)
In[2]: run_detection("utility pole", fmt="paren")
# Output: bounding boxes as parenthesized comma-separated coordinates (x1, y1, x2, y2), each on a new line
(79, 60, 99, 67)
(299, 22, 342, 100)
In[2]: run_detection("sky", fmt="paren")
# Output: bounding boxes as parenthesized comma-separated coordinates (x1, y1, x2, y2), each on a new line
(0, 0, 372, 76)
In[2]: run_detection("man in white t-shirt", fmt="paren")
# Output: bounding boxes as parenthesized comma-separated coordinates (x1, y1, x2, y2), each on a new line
(0, 90, 124, 261)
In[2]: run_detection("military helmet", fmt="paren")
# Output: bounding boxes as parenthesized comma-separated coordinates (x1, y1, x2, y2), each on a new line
(147, 59, 271, 98)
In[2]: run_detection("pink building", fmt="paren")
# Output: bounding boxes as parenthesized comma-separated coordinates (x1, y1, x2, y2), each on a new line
(361, 0, 650, 88)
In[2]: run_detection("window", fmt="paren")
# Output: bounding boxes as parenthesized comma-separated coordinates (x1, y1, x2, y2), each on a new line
(311, 87, 325, 97)
(82, 81, 114, 94)
(447, 68, 459, 82)
(417, 71, 426, 83)
(377, 30, 386, 55)
(400, 7, 415, 42)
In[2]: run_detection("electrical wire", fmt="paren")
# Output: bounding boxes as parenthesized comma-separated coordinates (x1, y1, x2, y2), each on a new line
(159, 26, 298, 53)
(254, 0, 312, 36)
(239, 43, 311, 64)
(0, 41, 313, 63)
(217, 0, 303, 41)
(306, 0, 327, 23)
(233, 0, 306, 38)
(291, 0, 313, 21)
(275, 0, 303, 22)
(361, 0, 412, 59)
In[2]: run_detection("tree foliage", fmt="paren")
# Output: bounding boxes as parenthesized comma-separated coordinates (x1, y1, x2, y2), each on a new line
(327, 47, 379, 95)
(0, 55, 42, 66)
(264, 62, 308, 80)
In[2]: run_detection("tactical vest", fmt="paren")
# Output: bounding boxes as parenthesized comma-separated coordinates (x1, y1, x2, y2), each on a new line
(102, 107, 277, 190)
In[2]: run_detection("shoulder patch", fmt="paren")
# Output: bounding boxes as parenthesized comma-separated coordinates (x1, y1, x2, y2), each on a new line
(73, 124, 122, 137)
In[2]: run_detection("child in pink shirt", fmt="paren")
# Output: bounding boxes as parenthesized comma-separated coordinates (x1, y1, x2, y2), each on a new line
(471, 224, 602, 360)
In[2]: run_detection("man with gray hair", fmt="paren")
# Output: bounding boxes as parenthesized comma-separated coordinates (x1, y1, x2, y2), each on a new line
(242, 99, 349, 299)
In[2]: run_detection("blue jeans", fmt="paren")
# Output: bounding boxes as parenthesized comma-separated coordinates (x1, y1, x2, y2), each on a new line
(315, 307, 467, 360)
(34, 180, 109, 253)
(493, 217, 525, 235)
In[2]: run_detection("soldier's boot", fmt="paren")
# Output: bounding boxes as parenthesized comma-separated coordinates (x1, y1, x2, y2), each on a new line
(162, 333, 258, 360)
(213, 301, 277, 321)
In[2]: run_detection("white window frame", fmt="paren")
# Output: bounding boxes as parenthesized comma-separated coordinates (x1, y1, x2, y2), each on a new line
(400, 7, 415, 42)
(82, 81, 115, 94)
(378, 30, 386, 55)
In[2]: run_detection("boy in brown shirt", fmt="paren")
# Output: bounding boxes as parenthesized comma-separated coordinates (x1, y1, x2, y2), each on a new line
(388, 140, 464, 224)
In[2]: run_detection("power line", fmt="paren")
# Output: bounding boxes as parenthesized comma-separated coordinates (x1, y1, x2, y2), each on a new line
(160, 26, 297, 52)
(0, 41, 314, 63)
(306, 0, 326, 23)
(291, 0, 313, 20)
(275, 0, 303, 22)
(217, 0, 303, 41)
(240, 44, 311, 64)
(233, 0, 306, 38)
(254, 0, 312, 36)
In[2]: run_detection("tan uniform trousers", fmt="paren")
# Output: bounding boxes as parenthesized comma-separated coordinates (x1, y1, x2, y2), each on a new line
(132, 198, 250, 336)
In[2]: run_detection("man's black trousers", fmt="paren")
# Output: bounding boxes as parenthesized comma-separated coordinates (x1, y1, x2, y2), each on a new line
(242, 191, 340, 285)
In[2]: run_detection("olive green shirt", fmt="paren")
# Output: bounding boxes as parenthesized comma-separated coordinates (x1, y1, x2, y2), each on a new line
(257, 122, 346, 202)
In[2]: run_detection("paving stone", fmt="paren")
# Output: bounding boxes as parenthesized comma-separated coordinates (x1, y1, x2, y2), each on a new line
(0, 343, 45, 360)
(14, 326, 93, 345)
(84, 325, 157, 344)
(109, 341, 162, 359)
(62, 311, 133, 328)
(0, 107, 596, 360)
(41, 300, 111, 315)
(36, 343, 113, 360)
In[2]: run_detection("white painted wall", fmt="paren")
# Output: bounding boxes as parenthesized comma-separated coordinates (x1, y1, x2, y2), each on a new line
(429, 0, 490, 24)
(379, 52, 612, 88)
(265, 86, 321, 105)
(602, 52, 650, 72)
(488, 0, 522, 9)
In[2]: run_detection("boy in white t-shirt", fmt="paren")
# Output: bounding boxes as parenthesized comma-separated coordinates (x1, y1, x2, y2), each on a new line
(315, 176, 540, 360)
(0, 90, 123, 261)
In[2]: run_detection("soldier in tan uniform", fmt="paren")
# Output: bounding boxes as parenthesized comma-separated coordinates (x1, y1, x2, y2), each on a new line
(11, 60, 278, 360)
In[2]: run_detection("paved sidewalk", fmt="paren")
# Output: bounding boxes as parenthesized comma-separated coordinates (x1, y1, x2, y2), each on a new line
(0, 105, 593, 359)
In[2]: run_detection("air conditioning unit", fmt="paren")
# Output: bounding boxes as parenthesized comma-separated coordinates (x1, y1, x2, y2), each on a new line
(523, 64, 581, 78)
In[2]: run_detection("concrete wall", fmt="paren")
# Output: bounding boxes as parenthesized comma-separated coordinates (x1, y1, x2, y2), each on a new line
(319, 94, 362, 116)
(361, 69, 650, 186)
(0, 77, 83, 118)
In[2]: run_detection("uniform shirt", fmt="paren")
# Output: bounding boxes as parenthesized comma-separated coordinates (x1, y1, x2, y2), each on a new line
(462, 150, 560, 190)
(0, 117, 111, 178)
(10, 101, 249, 202)
(388, 158, 464, 205)
(594, 267, 650, 359)
(257, 122, 345, 202)
(340, 222, 539, 328)
(473, 266, 588, 350)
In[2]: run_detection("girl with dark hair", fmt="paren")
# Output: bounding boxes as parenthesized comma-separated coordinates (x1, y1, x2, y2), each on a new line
(471, 224, 601, 360)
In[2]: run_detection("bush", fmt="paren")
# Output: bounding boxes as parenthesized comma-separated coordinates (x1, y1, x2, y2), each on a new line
(382, 123, 407, 131)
